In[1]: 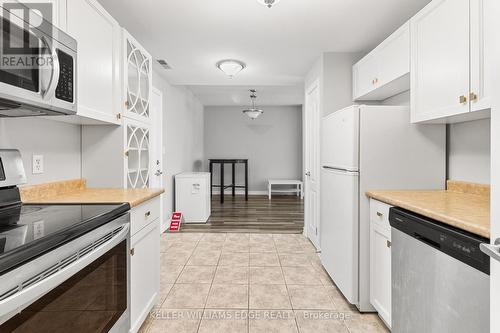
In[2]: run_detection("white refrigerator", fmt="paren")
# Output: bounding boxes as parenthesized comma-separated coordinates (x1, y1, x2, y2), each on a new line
(320, 105, 446, 311)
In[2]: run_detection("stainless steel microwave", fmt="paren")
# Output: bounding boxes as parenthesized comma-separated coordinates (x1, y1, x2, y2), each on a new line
(0, 2, 77, 117)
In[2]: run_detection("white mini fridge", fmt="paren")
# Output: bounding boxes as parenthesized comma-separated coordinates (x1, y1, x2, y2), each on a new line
(175, 172, 211, 223)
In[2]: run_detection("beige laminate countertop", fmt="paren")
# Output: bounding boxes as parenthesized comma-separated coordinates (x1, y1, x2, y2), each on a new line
(21, 179, 164, 208)
(366, 181, 490, 239)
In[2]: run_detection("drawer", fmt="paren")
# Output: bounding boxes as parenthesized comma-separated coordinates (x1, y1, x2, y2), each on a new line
(131, 197, 160, 236)
(370, 199, 392, 230)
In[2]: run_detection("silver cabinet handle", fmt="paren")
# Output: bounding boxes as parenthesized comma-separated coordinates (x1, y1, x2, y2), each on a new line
(305, 171, 311, 177)
(480, 238, 500, 263)
(377, 212, 383, 217)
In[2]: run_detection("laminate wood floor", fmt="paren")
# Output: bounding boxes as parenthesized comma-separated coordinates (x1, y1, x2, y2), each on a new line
(180, 195, 304, 234)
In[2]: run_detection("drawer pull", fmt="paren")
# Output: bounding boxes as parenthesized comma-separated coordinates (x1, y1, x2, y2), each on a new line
(145, 211, 151, 218)
(459, 95, 467, 104)
(387, 240, 392, 248)
(130, 248, 135, 256)
(376, 212, 383, 218)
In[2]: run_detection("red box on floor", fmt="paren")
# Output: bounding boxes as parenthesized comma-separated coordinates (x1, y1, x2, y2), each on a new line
(169, 212, 183, 231)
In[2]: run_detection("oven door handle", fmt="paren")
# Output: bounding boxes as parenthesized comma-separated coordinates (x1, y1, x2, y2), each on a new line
(0, 223, 129, 322)
(40, 35, 60, 99)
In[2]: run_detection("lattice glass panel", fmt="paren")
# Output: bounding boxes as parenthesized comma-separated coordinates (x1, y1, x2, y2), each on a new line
(126, 39, 151, 119)
(126, 124, 150, 189)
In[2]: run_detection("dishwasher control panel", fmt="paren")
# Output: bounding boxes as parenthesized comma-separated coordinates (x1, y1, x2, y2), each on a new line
(389, 207, 490, 275)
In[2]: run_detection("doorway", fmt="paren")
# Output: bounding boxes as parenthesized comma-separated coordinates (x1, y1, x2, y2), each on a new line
(304, 79, 321, 249)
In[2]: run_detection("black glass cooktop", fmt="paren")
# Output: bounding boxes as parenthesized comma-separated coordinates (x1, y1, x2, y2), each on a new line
(0, 203, 130, 275)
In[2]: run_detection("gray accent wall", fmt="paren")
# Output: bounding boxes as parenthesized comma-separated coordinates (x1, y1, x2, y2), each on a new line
(448, 119, 490, 184)
(382, 90, 491, 184)
(153, 71, 205, 218)
(0, 118, 81, 185)
(204, 105, 303, 193)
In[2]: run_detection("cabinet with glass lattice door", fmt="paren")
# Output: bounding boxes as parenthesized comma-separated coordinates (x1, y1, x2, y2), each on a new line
(123, 118, 151, 189)
(122, 29, 152, 124)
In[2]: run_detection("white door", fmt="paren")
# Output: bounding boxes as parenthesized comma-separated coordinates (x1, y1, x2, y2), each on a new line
(487, 1, 500, 329)
(304, 80, 321, 249)
(410, 0, 470, 122)
(150, 88, 165, 231)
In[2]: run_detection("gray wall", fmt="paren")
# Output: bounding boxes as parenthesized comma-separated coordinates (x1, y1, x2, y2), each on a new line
(204, 105, 303, 193)
(448, 119, 490, 184)
(0, 118, 81, 185)
(382, 90, 491, 184)
(305, 52, 363, 117)
(153, 71, 205, 219)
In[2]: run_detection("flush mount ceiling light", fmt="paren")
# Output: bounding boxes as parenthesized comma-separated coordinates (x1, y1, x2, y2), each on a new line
(216, 59, 246, 78)
(257, 0, 281, 8)
(243, 89, 264, 120)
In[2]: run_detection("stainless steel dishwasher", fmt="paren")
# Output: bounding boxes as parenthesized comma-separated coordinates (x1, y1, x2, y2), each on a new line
(389, 207, 490, 333)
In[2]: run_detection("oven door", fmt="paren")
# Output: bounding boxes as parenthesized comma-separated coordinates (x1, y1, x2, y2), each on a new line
(0, 214, 130, 333)
(0, 2, 76, 116)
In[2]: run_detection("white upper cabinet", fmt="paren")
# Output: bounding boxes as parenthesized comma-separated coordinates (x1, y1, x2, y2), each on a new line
(470, 0, 492, 113)
(353, 22, 410, 101)
(65, 0, 121, 125)
(411, 0, 491, 123)
(123, 30, 153, 124)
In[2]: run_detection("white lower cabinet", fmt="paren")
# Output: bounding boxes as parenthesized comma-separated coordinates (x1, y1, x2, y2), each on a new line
(129, 200, 160, 333)
(369, 199, 392, 329)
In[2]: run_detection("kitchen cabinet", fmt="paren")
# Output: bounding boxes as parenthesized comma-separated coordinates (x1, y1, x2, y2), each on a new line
(411, 0, 491, 123)
(353, 22, 410, 101)
(125, 119, 151, 189)
(16, 0, 67, 31)
(65, 0, 121, 125)
(123, 30, 153, 124)
(130, 198, 161, 333)
(370, 199, 392, 329)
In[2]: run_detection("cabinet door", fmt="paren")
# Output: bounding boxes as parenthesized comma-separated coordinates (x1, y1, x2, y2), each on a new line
(377, 22, 410, 86)
(125, 120, 151, 189)
(123, 30, 152, 124)
(470, 0, 491, 112)
(15, 0, 67, 31)
(353, 52, 379, 100)
(411, 0, 470, 123)
(130, 219, 160, 333)
(67, 0, 121, 124)
(370, 223, 392, 328)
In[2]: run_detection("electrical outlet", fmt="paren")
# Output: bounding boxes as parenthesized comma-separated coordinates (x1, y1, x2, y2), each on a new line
(32, 155, 44, 174)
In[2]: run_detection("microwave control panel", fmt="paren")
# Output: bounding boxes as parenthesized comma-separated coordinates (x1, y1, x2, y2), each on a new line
(55, 50, 74, 103)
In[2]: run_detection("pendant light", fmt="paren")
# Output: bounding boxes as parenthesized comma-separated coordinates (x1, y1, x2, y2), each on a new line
(243, 89, 264, 120)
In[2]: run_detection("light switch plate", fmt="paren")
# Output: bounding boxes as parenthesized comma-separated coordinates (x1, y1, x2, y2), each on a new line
(32, 154, 44, 174)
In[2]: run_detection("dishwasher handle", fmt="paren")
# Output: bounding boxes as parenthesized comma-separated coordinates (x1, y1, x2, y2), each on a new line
(480, 238, 500, 263)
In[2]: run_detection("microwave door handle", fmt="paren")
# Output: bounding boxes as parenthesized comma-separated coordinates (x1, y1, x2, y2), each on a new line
(39, 36, 60, 99)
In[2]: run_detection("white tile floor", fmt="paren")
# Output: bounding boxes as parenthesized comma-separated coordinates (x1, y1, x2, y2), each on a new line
(139, 233, 390, 333)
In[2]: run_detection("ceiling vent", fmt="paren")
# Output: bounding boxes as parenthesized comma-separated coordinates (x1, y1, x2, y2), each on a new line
(157, 59, 172, 70)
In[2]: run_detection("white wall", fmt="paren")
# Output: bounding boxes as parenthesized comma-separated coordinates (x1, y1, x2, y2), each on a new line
(382, 90, 491, 184)
(153, 71, 204, 218)
(0, 118, 81, 185)
(204, 105, 303, 193)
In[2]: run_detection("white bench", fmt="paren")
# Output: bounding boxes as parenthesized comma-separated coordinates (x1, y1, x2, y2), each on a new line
(268, 179, 304, 200)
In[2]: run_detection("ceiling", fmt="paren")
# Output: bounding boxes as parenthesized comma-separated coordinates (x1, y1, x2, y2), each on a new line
(99, 0, 430, 106)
